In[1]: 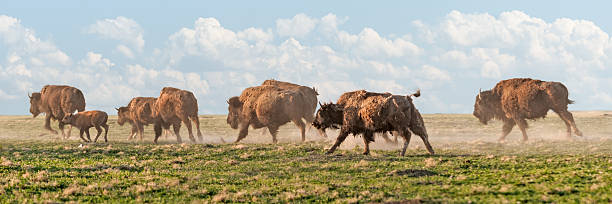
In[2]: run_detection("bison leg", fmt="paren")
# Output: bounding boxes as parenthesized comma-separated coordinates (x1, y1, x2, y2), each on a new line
(137, 123, 145, 141)
(555, 110, 583, 137)
(514, 118, 529, 142)
(79, 129, 88, 143)
(128, 125, 137, 140)
(153, 122, 162, 144)
(499, 120, 516, 143)
(268, 125, 280, 143)
(44, 114, 58, 135)
(292, 119, 306, 142)
(85, 128, 92, 142)
(380, 132, 394, 144)
(326, 131, 349, 155)
(234, 124, 249, 143)
(408, 125, 435, 155)
(93, 125, 103, 143)
(102, 123, 109, 143)
(399, 130, 412, 156)
(362, 132, 374, 155)
(173, 123, 183, 144)
(190, 116, 203, 141)
(181, 117, 196, 143)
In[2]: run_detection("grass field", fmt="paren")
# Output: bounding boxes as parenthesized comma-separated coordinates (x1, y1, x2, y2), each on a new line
(1, 112, 611, 203)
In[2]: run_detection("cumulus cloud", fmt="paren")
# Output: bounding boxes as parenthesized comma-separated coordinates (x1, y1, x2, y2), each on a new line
(276, 13, 318, 38)
(87, 16, 145, 52)
(3, 11, 612, 114)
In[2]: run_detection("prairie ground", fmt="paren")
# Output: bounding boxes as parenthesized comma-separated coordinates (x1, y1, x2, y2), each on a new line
(0, 111, 611, 203)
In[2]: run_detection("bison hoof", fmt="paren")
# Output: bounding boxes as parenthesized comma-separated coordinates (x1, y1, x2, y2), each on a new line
(362, 151, 370, 155)
(325, 150, 334, 155)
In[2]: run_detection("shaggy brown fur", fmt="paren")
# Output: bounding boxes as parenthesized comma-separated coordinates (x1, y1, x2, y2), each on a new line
(473, 78, 582, 141)
(61, 110, 108, 143)
(313, 90, 433, 156)
(261, 79, 327, 139)
(152, 87, 202, 143)
(227, 85, 309, 143)
(29, 85, 86, 139)
(117, 97, 173, 141)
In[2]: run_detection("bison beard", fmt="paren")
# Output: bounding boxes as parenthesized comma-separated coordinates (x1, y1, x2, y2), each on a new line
(473, 78, 583, 142)
(28, 85, 86, 139)
(314, 90, 434, 156)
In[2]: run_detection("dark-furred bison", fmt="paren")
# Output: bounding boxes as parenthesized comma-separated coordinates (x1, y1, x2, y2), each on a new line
(473, 78, 583, 142)
(117, 97, 173, 141)
(227, 85, 310, 143)
(152, 87, 202, 143)
(261, 79, 327, 139)
(313, 90, 434, 156)
(28, 85, 85, 139)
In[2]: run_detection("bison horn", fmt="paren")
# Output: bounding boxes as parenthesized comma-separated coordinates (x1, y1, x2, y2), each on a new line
(115, 107, 119, 111)
(27, 92, 31, 98)
(478, 88, 482, 100)
(226, 100, 230, 104)
(318, 101, 323, 107)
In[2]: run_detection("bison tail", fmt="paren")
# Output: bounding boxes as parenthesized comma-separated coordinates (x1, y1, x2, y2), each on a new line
(409, 89, 421, 98)
(568, 99, 575, 104)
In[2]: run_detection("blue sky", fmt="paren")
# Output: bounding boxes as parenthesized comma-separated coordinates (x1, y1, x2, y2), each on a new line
(2, 1, 612, 114)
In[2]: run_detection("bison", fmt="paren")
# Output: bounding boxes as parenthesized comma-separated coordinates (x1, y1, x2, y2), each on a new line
(152, 87, 202, 143)
(117, 97, 173, 141)
(61, 110, 109, 143)
(473, 78, 583, 142)
(28, 85, 85, 139)
(313, 90, 434, 156)
(227, 85, 310, 143)
(261, 79, 327, 140)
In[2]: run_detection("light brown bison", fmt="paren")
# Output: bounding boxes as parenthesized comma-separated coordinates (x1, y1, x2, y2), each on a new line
(117, 97, 173, 141)
(152, 87, 202, 143)
(61, 110, 109, 143)
(227, 85, 310, 143)
(28, 85, 86, 139)
(473, 78, 583, 142)
(313, 90, 434, 156)
(261, 79, 327, 139)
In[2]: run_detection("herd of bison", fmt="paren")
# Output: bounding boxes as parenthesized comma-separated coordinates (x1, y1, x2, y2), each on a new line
(26, 78, 583, 156)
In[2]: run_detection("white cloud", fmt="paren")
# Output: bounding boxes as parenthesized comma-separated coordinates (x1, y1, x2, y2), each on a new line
(0, 89, 16, 100)
(87, 16, 145, 52)
(276, 13, 318, 38)
(116, 44, 135, 58)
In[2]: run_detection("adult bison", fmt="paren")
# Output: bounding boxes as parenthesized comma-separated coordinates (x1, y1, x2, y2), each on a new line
(152, 87, 202, 143)
(261, 79, 327, 139)
(227, 85, 310, 143)
(473, 78, 583, 142)
(117, 97, 173, 141)
(313, 90, 434, 156)
(28, 85, 85, 139)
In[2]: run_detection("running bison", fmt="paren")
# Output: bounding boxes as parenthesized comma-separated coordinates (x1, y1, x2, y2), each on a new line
(473, 78, 583, 142)
(261, 79, 327, 139)
(152, 87, 202, 143)
(61, 110, 109, 143)
(28, 85, 85, 139)
(313, 90, 434, 156)
(227, 85, 310, 143)
(117, 97, 173, 141)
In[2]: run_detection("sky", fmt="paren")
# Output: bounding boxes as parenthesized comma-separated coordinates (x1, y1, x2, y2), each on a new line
(2, 0, 612, 115)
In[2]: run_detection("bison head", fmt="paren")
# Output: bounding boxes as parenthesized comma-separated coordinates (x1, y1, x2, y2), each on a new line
(61, 113, 75, 124)
(28, 92, 42, 118)
(116, 107, 130, 126)
(473, 90, 499, 125)
(313, 102, 344, 131)
(226, 96, 243, 129)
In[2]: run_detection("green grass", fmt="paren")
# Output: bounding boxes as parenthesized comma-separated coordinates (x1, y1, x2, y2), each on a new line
(0, 112, 611, 203)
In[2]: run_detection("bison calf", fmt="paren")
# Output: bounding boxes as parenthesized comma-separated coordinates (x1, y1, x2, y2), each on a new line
(62, 110, 109, 143)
